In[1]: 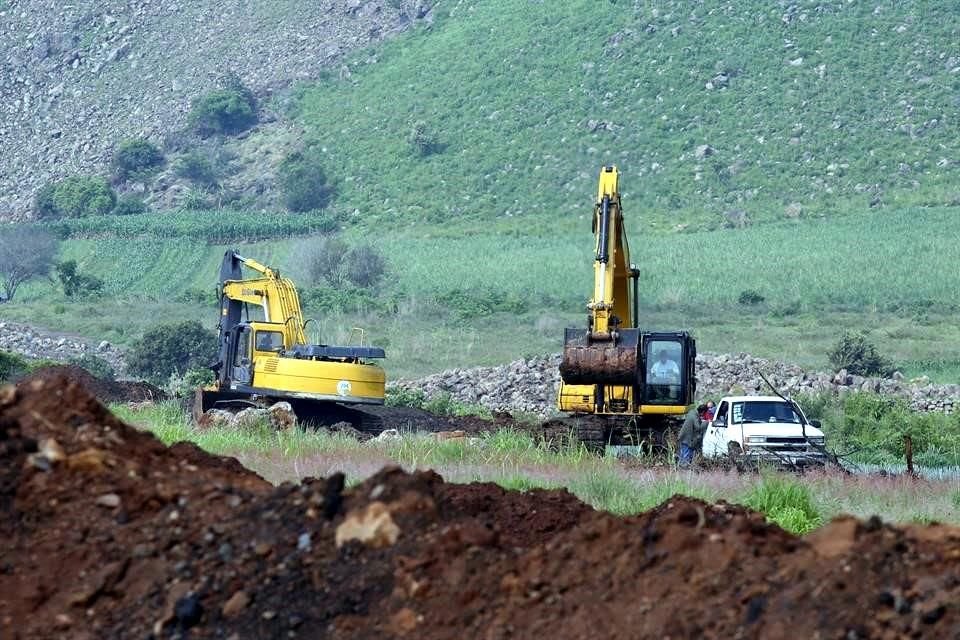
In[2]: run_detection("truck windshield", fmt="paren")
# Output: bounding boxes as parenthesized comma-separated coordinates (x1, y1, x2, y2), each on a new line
(732, 401, 802, 424)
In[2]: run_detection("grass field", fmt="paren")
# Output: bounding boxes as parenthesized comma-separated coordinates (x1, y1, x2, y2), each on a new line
(113, 402, 960, 534)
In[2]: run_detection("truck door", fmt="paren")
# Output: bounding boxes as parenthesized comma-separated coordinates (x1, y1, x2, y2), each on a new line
(230, 326, 253, 385)
(702, 400, 729, 457)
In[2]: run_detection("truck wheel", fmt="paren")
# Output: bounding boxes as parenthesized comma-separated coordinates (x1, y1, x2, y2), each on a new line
(727, 441, 743, 468)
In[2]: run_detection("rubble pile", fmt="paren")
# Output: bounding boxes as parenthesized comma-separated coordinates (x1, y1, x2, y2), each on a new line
(391, 352, 960, 416)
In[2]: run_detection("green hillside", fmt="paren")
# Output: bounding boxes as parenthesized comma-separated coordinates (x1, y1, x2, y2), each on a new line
(292, 0, 959, 229)
(7, 0, 960, 380)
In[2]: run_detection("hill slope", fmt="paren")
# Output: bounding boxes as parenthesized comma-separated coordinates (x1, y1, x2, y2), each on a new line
(293, 0, 959, 229)
(0, 0, 433, 219)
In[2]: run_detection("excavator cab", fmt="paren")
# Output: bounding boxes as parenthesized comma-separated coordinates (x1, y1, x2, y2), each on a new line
(640, 332, 696, 410)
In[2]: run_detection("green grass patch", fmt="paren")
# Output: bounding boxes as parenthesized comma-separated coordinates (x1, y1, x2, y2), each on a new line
(738, 475, 823, 534)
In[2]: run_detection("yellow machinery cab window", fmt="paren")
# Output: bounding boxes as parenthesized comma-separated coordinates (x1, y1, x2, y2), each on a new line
(255, 330, 284, 353)
(645, 339, 684, 404)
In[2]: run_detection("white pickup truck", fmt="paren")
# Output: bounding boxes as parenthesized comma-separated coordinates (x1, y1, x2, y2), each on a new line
(701, 395, 828, 467)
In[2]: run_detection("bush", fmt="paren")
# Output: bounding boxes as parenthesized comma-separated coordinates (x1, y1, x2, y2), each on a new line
(175, 152, 218, 187)
(34, 176, 117, 219)
(343, 244, 387, 288)
(188, 74, 258, 137)
(0, 350, 29, 383)
(68, 354, 115, 381)
(435, 288, 529, 319)
(165, 367, 215, 397)
(113, 194, 148, 216)
(295, 235, 349, 285)
(737, 289, 765, 305)
(300, 284, 390, 315)
(386, 387, 426, 409)
(408, 120, 439, 156)
(56, 260, 104, 298)
(112, 138, 164, 182)
(828, 331, 894, 376)
(127, 320, 217, 384)
(279, 148, 335, 212)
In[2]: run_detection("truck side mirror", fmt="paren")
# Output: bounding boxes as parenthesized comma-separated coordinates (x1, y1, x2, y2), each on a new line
(713, 418, 726, 428)
(809, 419, 822, 428)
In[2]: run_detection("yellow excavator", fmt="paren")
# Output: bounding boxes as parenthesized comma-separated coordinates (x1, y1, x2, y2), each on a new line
(193, 251, 386, 426)
(550, 166, 696, 452)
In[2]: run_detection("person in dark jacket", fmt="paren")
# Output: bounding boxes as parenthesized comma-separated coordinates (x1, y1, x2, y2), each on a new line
(679, 404, 707, 466)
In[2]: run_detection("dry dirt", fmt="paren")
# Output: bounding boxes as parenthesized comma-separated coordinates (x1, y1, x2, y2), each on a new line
(2, 372, 959, 639)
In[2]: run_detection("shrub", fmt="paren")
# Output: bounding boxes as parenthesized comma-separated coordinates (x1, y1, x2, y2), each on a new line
(343, 244, 387, 288)
(175, 152, 218, 187)
(828, 331, 894, 376)
(188, 74, 258, 137)
(112, 138, 165, 182)
(297, 235, 348, 285)
(34, 176, 117, 219)
(113, 194, 148, 216)
(127, 320, 217, 384)
(737, 289, 765, 305)
(55, 260, 104, 298)
(408, 120, 438, 156)
(165, 367, 215, 397)
(435, 288, 529, 319)
(386, 387, 427, 409)
(68, 354, 115, 381)
(279, 148, 334, 212)
(0, 350, 29, 383)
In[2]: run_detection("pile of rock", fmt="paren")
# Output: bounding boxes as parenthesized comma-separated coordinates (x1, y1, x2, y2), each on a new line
(391, 352, 960, 417)
(0, 321, 125, 372)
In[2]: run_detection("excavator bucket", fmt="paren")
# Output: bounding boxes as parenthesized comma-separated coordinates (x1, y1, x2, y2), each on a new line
(559, 328, 640, 385)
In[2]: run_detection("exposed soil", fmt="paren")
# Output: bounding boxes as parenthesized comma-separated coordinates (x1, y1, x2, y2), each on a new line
(2, 372, 959, 639)
(17, 364, 167, 403)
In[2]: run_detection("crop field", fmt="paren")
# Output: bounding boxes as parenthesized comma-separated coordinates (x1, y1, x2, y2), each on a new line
(8, 205, 960, 378)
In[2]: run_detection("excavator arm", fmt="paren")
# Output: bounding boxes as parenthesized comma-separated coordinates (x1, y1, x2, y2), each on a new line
(560, 166, 642, 386)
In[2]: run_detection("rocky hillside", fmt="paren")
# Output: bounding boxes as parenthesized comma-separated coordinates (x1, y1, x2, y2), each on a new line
(390, 353, 960, 417)
(0, 0, 432, 220)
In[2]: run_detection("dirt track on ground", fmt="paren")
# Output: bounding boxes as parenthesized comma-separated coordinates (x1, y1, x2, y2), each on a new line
(2, 372, 959, 639)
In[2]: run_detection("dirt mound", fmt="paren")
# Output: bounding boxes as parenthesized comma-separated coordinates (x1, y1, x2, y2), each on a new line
(2, 373, 959, 639)
(17, 364, 166, 403)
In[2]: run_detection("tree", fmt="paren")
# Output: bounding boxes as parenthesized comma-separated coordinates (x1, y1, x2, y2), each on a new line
(0, 227, 58, 302)
(126, 320, 218, 384)
(828, 331, 894, 377)
(188, 74, 258, 137)
(56, 260, 104, 298)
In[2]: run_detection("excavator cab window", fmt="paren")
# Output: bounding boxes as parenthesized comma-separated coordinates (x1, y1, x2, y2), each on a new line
(255, 330, 284, 353)
(642, 335, 691, 406)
